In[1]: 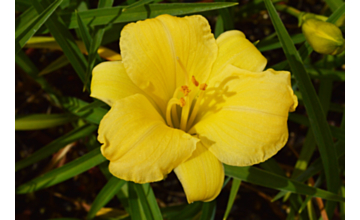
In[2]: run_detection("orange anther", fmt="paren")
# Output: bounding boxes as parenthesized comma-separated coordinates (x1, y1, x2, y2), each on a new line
(191, 76, 199, 87)
(180, 85, 191, 96)
(199, 83, 208, 91)
(179, 97, 186, 107)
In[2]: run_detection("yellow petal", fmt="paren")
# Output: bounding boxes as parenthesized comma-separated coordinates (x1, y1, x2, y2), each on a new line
(98, 94, 199, 183)
(190, 65, 298, 166)
(90, 61, 144, 106)
(174, 142, 224, 203)
(120, 14, 218, 115)
(209, 30, 267, 80)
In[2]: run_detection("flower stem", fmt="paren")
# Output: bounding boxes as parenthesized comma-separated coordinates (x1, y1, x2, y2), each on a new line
(274, 4, 302, 18)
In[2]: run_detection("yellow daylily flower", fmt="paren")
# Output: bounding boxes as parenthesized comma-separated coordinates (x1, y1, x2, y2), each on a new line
(91, 14, 298, 203)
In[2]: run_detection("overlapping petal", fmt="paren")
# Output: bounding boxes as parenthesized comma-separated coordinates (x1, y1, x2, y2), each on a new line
(120, 14, 218, 115)
(190, 65, 298, 166)
(174, 142, 224, 203)
(98, 94, 199, 183)
(209, 30, 267, 80)
(90, 61, 144, 106)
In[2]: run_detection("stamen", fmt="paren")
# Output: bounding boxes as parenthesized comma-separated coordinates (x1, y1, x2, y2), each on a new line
(179, 97, 186, 107)
(180, 96, 190, 130)
(186, 84, 208, 131)
(199, 83, 207, 91)
(171, 105, 180, 128)
(180, 86, 191, 96)
(191, 76, 199, 87)
(166, 98, 182, 128)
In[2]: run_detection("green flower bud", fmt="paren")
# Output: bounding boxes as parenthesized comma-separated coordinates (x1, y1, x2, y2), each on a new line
(302, 18, 345, 55)
(298, 12, 327, 26)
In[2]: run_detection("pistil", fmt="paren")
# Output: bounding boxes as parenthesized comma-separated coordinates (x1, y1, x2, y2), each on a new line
(186, 83, 207, 130)
(166, 57, 208, 131)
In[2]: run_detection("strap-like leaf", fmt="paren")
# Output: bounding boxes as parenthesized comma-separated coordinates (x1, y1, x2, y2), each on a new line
(199, 200, 216, 220)
(133, 183, 163, 220)
(15, 113, 76, 130)
(60, 3, 238, 29)
(16, 148, 107, 194)
(223, 179, 241, 220)
(263, 0, 340, 196)
(15, 0, 63, 54)
(87, 176, 126, 219)
(31, 0, 88, 84)
(224, 165, 344, 202)
(60, 97, 108, 124)
(16, 124, 97, 171)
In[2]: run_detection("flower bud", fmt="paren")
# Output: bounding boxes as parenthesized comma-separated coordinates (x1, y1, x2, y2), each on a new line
(298, 12, 327, 26)
(302, 18, 345, 55)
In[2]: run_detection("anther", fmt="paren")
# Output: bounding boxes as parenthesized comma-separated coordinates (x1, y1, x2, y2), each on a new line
(199, 83, 207, 91)
(180, 85, 191, 96)
(179, 97, 186, 107)
(191, 76, 199, 87)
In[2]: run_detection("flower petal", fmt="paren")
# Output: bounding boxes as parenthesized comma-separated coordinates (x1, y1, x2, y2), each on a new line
(209, 30, 267, 80)
(120, 14, 218, 114)
(190, 65, 298, 166)
(174, 142, 224, 203)
(90, 61, 144, 106)
(98, 93, 199, 183)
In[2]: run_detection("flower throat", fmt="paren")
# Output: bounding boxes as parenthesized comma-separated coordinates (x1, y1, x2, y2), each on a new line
(165, 58, 207, 132)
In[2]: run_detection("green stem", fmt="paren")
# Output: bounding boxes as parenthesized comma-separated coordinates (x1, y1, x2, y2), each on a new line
(274, 4, 302, 18)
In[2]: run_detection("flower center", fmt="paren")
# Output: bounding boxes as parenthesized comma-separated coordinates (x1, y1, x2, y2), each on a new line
(165, 59, 207, 132)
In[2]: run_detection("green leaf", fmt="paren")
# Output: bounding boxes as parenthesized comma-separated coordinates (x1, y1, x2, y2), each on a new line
(47, 218, 82, 220)
(15, 6, 37, 32)
(128, 182, 146, 220)
(75, 10, 92, 53)
(263, 0, 340, 196)
(77, 100, 107, 113)
(326, 2, 345, 23)
(123, 0, 155, 12)
(98, 0, 114, 8)
(15, 124, 97, 172)
(272, 139, 345, 202)
(31, 0, 88, 85)
(307, 198, 317, 220)
(224, 165, 344, 202)
(84, 28, 105, 91)
(60, 3, 238, 29)
(291, 128, 316, 178)
(305, 67, 345, 81)
(257, 33, 306, 52)
(15, 113, 76, 130)
(214, 0, 234, 36)
(214, 15, 224, 38)
(200, 200, 216, 220)
(133, 183, 163, 220)
(16, 0, 32, 12)
(16, 148, 107, 194)
(15, 0, 63, 54)
(288, 113, 344, 141)
(161, 202, 202, 220)
(60, 97, 108, 124)
(87, 176, 126, 219)
(223, 179, 241, 220)
(39, 55, 69, 76)
(324, 0, 344, 12)
(15, 50, 60, 105)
